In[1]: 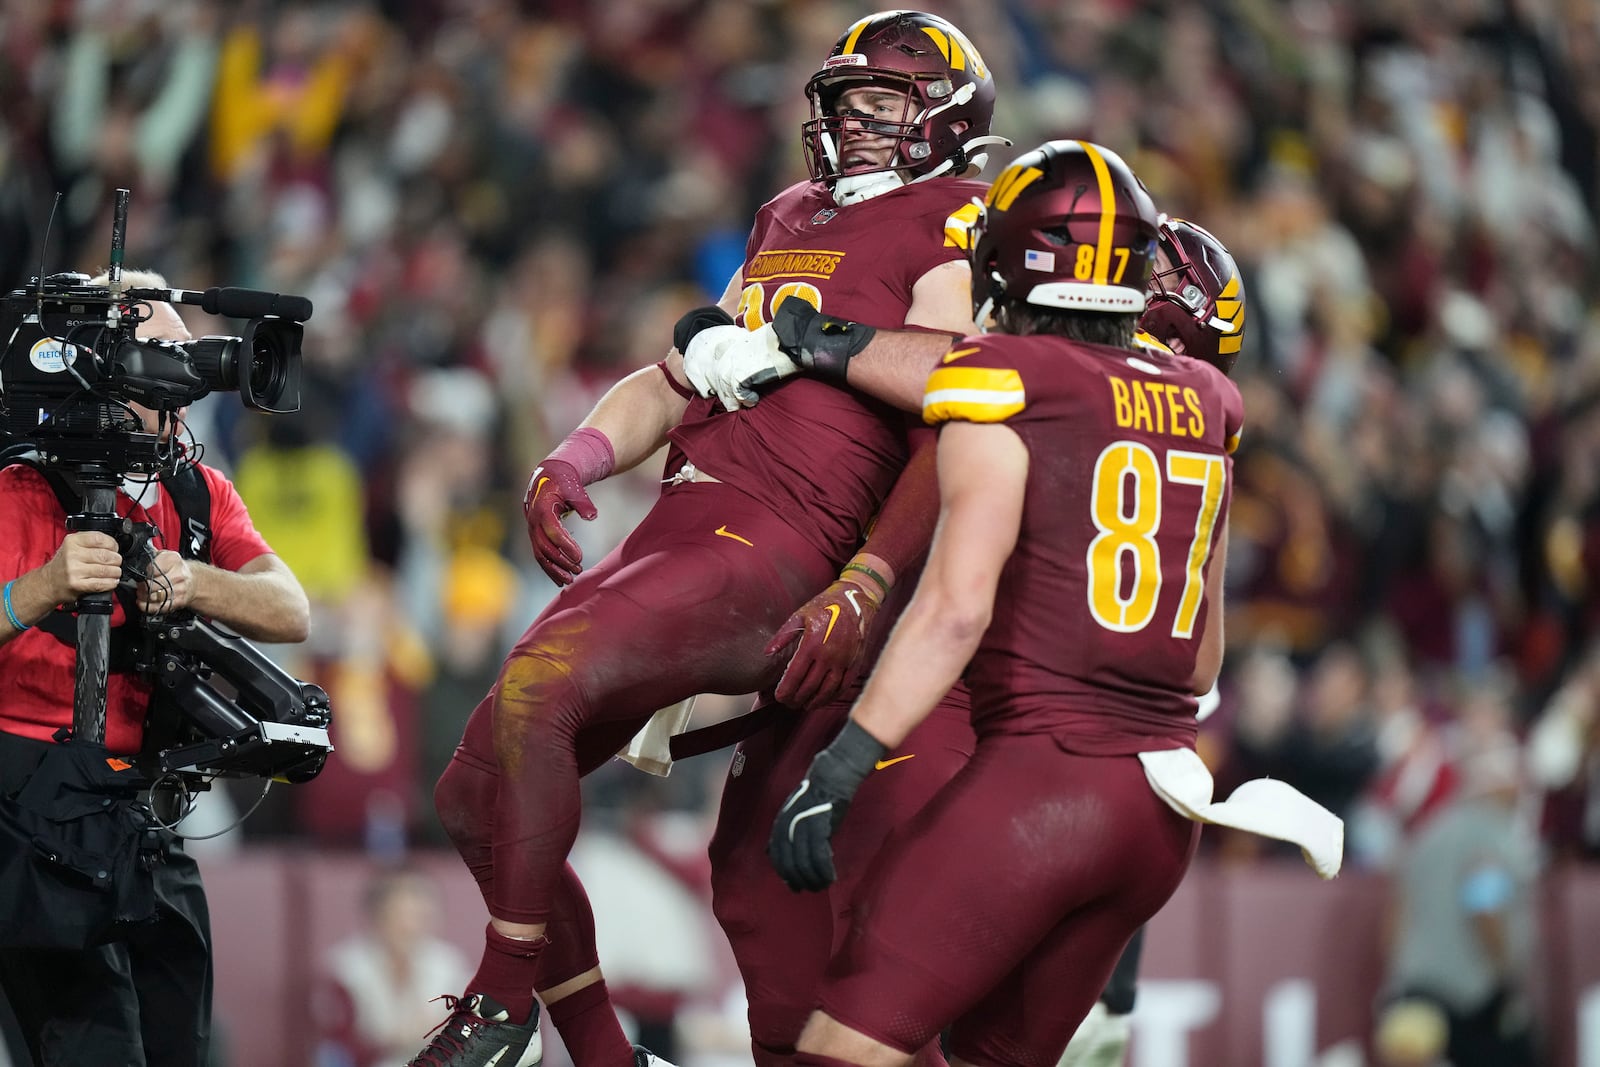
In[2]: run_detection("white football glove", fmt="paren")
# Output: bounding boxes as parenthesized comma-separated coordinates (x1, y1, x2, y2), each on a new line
(682, 322, 802, 412)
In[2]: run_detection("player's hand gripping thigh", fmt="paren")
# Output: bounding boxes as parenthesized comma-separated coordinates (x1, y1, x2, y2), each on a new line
(765, 578, 881, 709)
(523, 458, 598, 585)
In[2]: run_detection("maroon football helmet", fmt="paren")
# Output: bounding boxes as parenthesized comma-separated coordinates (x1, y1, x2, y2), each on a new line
(968, 140, 1160, 321)
(801, 11, 1004, 198)
(1142, 217, 1247, 373)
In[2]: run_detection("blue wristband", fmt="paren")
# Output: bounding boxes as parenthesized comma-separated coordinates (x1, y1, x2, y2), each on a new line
(3, 579, 28, 632)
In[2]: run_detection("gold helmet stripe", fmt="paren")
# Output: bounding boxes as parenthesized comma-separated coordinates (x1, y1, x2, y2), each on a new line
(1215, 275, 1242, 319)
(841, 17, 872, 54)
(920, 27, 967, 70)
(986, 163, 1043, 211)
(1078, 141, 1118, 286)
(1216, 275, 1245, 354)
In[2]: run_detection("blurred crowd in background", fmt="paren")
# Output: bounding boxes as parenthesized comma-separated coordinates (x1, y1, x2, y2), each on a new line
(1, 0, 1599, 1060)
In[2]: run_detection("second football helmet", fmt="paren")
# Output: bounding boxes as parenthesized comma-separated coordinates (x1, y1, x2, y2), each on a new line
(1141, 217, 1247, 374)
(968, 140, 1161, 323)
(801, 11, 1008, 203)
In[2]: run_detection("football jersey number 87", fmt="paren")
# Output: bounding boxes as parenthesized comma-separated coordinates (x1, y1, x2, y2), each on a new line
(1086, 441, 1226, 638)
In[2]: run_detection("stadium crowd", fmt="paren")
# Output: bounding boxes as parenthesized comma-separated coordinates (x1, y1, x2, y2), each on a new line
(1, 0, 1599, 956)
(4, 1, 1600, 1065)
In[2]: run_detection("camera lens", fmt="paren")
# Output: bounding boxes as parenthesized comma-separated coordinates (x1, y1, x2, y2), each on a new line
(248, 332, 288, 401)
(236, 319, 302, 413)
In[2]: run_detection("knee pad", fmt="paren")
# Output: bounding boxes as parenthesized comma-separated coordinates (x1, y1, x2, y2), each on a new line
(434, 756, 494, 872)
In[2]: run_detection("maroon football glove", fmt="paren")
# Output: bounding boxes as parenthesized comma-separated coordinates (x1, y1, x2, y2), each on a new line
(523, 458, 598, 586)
(765, 578, 881, 709)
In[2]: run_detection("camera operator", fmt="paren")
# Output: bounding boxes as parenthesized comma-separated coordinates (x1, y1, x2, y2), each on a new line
(0, 269, 311, 1066)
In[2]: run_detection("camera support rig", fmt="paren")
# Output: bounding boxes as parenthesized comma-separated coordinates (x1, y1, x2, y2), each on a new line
(2, 187, 330, 785)
(62, 467, 123, 744)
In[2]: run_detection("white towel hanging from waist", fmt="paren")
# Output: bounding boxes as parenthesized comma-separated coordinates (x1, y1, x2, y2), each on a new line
(1138, 746, 1344, 879)
(617, 697, 698, 777)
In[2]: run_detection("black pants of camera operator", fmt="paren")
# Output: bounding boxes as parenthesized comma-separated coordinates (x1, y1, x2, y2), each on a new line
(0, 840, 212, 1067)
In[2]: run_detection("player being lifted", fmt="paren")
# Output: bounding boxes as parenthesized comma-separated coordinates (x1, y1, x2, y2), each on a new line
(406, 10, 1005, 1067)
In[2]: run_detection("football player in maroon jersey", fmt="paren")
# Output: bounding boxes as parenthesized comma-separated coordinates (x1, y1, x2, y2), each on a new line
(406, 11, 1005, 1067)
(687, 14, 1013, 1067)
(767, 140, 1244, 1067)
(709, 214, 1253, 1067)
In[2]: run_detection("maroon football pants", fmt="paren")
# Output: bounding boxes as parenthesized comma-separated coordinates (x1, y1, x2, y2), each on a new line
(709, 686, 975, 1064)
(435, 481, 838, 954)
(818, 733, 1200, 1067)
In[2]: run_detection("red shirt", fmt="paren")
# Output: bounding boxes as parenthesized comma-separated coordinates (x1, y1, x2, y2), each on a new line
(0, 463, 276, 753)
(668, 177, 987, 566)
(923, 333, 1245, 752)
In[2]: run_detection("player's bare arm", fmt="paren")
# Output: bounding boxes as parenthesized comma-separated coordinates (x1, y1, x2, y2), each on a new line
(832, 259, 976, 411)
(522, 293, 727, 585)
(573, 267, 744, 474)
(574, 363, 693, 475)
(849, 421, 1026, 747)
(680, 264, 974, 413)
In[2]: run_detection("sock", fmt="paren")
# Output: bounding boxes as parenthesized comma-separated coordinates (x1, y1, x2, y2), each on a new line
(547, 979, 633, 1067)
(468, 923, 546, 1023)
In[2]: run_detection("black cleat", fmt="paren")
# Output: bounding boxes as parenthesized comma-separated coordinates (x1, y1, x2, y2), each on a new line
(407, 992, 542, 1067)
(631, 1045, 679, 1067)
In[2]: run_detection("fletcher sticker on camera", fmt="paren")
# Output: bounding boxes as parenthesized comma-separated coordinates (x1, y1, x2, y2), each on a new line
(29, 338, 77, 373)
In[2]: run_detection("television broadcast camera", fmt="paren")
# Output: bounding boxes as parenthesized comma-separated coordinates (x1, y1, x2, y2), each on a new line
(0, 272, 305, 471)
(0, 189, 332, 786)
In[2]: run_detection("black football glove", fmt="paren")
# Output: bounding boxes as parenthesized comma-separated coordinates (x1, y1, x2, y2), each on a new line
(768, 719, 887, 892)
(771, 300, 877, 384)
(673, 304, 736, 354)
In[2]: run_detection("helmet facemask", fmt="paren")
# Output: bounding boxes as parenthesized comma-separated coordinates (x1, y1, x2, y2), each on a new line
(1141, 217, 1246, 373)
(800, 12, 1007, 205)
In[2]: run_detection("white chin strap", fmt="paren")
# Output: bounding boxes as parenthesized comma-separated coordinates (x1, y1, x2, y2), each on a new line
(821, 128, 905, 205)
(834, 170, 907, 205)
(828, 121, 1012, 206)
